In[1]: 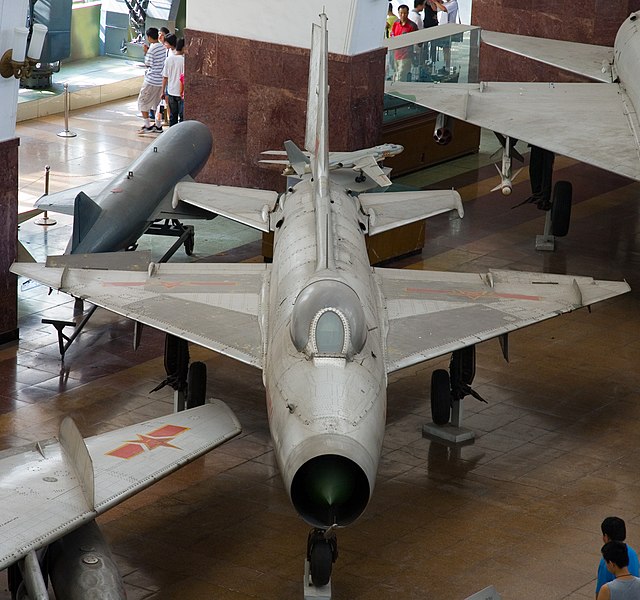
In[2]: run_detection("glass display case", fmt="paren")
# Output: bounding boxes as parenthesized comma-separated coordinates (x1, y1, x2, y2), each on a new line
(384, 24, 480, 85)
(380, 25, 482, 176)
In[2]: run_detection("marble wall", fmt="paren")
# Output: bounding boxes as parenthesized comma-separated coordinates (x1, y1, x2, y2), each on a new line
(184, 30, 386, 190)
(472, 1, 640, 81)
(0, 137, 19, 344)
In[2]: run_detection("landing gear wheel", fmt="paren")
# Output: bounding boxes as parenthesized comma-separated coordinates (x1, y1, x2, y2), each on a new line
(430, 369, 451, 425)
(550, 180, 572, 237)
(184, 231, 195, 256)
(186, 361, 207, 409)
(355, 172, 366, 183)
(309, 540, 333, 587)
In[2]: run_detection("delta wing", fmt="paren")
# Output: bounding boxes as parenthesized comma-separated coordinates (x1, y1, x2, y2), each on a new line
(376, 268, 630, 373)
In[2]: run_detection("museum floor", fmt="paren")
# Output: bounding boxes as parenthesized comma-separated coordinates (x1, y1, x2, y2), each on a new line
(2, 98, 640, 599)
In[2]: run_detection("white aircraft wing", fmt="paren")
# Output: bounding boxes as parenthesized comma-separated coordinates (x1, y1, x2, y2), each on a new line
(351, 154, 392, 187)
(173, 182, 278, 232)
(0, 402, 240, 570)
(149, 175, 216, 221)
(34, 180, 110, 215)
(17, 210, 44, 263)
(386, 80, 640, 182)
(360, 189, 464, 235)
(481, 30, 614, 83)
(376, 268, 630, 373)
(11, 260, 268, 369)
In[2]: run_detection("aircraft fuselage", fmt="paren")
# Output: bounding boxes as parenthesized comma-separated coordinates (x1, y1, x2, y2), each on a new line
(264, 179, 387, 528)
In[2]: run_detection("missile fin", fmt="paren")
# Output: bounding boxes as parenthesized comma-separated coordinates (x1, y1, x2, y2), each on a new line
(71, 192, 102, 253)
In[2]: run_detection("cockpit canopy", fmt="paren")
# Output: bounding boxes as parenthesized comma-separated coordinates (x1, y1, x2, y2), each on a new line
(291, 280, 367, 359)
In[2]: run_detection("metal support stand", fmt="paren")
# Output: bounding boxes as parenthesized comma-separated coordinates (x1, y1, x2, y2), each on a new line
(143, 219, 195, 261)
(535, 210, 555, 251)
(42, 305, 98, 358)
(303, 560, 331, 600)
(174, 389, 186, 413)
(35, 166, 57, 226)
(422, 398, 476, 445)
(57, 83, 77, 138)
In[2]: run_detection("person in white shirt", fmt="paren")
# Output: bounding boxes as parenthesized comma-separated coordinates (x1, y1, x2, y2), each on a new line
(410, 0, 425, 28)
(437, 0, 459, 72)
(162, 36, 185, 127)
(437, 0, 458, 25)
(137, 27, 167, 134)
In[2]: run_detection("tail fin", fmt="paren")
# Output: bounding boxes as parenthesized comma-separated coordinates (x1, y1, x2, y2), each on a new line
(71, 192, 102, 252)
(284, 140, 310, 176)
(306, 13, 329, 190)
(304, 20, 321, 155)
(306, 13, 333, 271)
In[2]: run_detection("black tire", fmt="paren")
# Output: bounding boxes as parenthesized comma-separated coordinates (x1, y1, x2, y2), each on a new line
(450, 346, 476, 386)
(184, 232, 194, 256)
(186, 361, 207, 409)
(551, 180, 572, 237)
(430, 369, 451, 425)
(310, 540, 333, 587)
(164, 334, 189, 381)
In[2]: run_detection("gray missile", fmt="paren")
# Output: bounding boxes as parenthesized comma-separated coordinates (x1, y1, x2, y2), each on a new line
(47, 520, 126, 600)
(36, 120, 213, 255)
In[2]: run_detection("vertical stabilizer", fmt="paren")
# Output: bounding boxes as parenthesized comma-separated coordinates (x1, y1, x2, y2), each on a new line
(307, 13, 334, 271)
(305, 22, 321, 155)
(71, 192, 102, 253)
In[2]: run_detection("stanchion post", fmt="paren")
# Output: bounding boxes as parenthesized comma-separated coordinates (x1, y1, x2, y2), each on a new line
(57, 83, 77, 138)
(35, 165, 57, 226)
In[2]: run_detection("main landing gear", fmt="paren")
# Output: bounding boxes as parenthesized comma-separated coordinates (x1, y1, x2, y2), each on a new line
(514, 146, 573, 251)
(354, 170, 367, 184)
(304, 528, 337, 598)
(534, 180, 572, 251)
(151, 334, 208, 412)
(423, 345, 487, 445)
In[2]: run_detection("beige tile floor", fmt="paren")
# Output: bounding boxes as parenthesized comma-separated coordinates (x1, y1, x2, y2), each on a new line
(3, 98, 640, 599)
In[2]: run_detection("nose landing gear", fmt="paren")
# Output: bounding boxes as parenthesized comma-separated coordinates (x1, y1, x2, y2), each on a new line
(304, 528, 337, 598)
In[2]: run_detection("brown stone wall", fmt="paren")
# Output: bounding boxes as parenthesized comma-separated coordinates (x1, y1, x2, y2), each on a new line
(0, 137, 19, 345)
(184, 30, 386, 190)
(472, 1, 640, 81)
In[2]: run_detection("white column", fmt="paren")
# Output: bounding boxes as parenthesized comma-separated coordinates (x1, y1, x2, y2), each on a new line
(186, 0, 388, 56)
(0, 0, 30, 142)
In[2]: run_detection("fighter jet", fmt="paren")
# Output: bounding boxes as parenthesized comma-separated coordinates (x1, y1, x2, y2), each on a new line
(385, 14, 640, 182)
(260, 140, 404, 187)
(34, 120, 214, 255)
(11, 13, 630, 591)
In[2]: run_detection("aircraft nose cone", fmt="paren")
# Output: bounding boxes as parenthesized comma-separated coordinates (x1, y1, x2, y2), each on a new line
(291, 455, 370, 528)
(502, 185, 512, 196)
